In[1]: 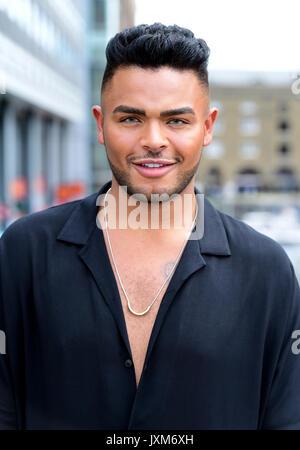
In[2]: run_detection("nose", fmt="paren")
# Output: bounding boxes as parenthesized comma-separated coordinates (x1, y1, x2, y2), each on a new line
(140, 120, 168, 151)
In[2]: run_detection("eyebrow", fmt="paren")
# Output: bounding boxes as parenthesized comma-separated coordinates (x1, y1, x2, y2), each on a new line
(113, 105, 146, 115)
(112, 105, 195, 117)
(160, 107, 195, 117)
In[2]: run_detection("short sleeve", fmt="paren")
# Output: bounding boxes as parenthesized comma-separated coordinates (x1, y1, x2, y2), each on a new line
(261, 261, 300, 429)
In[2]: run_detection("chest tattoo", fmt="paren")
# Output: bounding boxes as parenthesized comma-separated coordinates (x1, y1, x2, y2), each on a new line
(162, 261, 176, 278)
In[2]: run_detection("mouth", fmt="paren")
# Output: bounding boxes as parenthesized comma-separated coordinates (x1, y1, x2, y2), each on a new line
(132, 160, 178, 178)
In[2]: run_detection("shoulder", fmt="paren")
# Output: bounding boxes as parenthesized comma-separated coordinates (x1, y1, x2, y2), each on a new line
(217, 207, 293, 276)
(0, 199, 81, 246)
(0, 189, 100, 259)
(215, 208, 300, 325)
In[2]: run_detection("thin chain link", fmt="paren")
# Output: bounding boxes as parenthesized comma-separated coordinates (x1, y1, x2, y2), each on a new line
(103, 187, 198, 316)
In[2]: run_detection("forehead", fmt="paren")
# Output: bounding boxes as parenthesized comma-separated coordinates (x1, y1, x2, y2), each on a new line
(101, 66, 208, 113)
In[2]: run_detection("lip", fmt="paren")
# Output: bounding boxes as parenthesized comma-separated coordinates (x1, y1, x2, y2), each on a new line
(132, 161, 177, 178)
(132, 159, 177, 165)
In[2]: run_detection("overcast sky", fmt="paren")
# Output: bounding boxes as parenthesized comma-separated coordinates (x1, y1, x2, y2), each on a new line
(135, 0, 300, 73)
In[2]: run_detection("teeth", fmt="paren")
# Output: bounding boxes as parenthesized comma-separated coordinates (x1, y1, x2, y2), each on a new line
(141, 163, 165, 168)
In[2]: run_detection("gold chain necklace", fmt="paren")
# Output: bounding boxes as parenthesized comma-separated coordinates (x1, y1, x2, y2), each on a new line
(103, 187, 198, 316)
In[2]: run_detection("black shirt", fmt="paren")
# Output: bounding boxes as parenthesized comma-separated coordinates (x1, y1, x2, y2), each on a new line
(1, 180, 300, 430)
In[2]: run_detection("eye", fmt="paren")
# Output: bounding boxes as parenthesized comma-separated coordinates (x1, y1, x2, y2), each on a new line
(168, 118, 188, 125)
(120, 116, 141, 123)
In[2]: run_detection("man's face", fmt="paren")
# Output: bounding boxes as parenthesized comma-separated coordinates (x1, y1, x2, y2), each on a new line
(93, 66, 218, 200)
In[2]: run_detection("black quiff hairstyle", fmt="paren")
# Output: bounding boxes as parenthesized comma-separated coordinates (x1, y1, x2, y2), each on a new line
(101, 22, 210, 93)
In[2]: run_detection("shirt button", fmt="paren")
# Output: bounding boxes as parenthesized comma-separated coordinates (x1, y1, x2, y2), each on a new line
(124, 359, 133, 368)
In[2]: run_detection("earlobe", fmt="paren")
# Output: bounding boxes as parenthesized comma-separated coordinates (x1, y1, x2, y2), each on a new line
(203, 133, 212, 146)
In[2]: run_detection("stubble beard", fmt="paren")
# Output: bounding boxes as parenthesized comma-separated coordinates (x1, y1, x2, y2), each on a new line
(106, 154, 202, 203)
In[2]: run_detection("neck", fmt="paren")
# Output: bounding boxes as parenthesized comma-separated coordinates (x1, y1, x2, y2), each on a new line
(98, 181, 198, 236)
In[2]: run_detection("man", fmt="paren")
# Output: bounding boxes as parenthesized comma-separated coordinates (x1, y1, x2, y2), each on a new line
(0, 23, 300, 430)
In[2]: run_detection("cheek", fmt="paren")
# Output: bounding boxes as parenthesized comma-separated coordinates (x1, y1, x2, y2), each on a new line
(172, 129, 204, 159)
(104, 126, 137, 157)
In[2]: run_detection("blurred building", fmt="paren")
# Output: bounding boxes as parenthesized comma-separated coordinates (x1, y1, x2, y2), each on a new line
(199, 71, 300, 197)
(0, 0, 90, 230)
(88, 0, 135, 192)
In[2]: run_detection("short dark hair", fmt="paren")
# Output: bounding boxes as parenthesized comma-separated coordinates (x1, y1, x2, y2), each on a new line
(101, 23, 210, 93)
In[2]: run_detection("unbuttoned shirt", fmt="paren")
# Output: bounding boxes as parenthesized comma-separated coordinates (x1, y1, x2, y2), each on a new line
(1, 180, 300, 430)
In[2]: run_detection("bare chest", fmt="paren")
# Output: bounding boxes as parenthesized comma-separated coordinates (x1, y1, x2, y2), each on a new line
(106, 244, 176, 387)
(98, 212, 188, 387)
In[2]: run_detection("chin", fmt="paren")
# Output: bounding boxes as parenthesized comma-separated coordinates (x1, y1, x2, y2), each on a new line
(127, 183, 183, 203)
(128, 184, 166, 200)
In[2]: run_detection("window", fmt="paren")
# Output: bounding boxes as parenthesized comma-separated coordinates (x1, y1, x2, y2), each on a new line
(93, 0, 106, 30)
(276, 168, 298, 191)
(204, 140, 225, 159)
(240, 118, 260, 136)
(240, 142, 260, 159)
(278, 120, 290, 131)
(207, 167, 222, 185)
(24, 0, 32, 35)
(47, 21, 55, 54)
(279, 144, 290, 155)
(40, 11, 49, 50)
(32, 2, 41, 43)
(239, 101, 258, 115)
(14, 0, 24, 29)
(279, 102, 288, 112)
(6, 0, 16, 22)
(237, 168, 261, 193)
(204, 167, 223, 196)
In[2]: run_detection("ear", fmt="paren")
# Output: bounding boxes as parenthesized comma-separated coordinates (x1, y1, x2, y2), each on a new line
(203, 107, 218, 147)
(92, 105, 105, 145)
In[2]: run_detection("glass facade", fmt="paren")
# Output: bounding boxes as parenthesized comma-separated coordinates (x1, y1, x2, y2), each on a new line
(0, 0, 89, 232)
(0, 0, 78, 65)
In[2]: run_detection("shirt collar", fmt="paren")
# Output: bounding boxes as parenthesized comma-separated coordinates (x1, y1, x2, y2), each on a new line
(56, 180, 231, 257)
